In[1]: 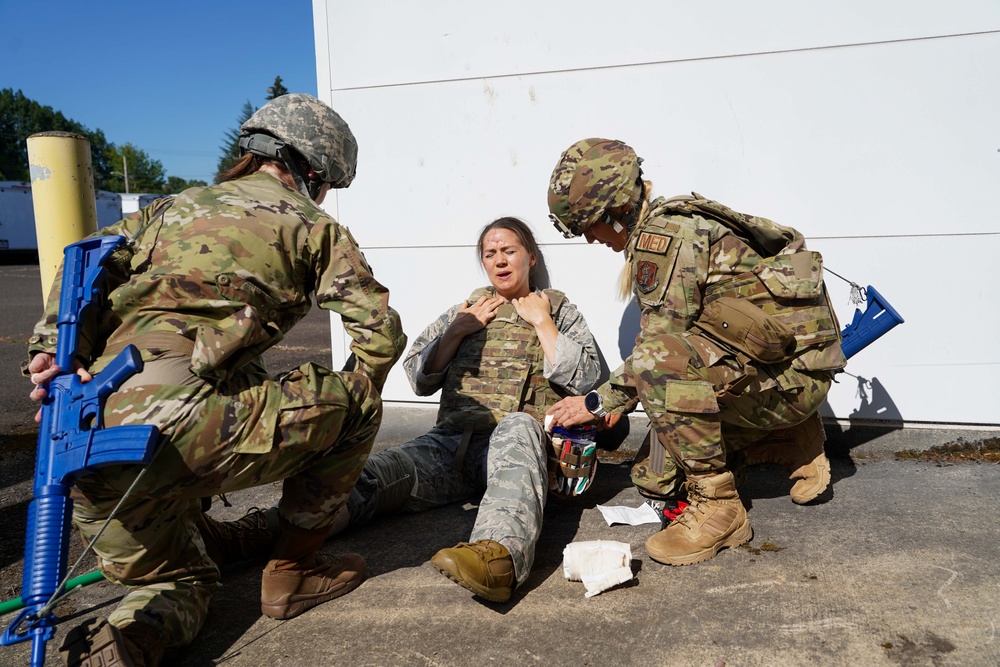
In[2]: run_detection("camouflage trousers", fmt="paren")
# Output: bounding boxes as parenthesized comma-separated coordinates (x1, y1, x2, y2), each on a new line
(70, 356, 381, 649)
(349, 412, 547, 584)
(630, 331, 831, 498)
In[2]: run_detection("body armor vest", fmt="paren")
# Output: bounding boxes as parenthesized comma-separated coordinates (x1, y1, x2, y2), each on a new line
(436, 287, 567, 433)
(661, 194, 846, 373)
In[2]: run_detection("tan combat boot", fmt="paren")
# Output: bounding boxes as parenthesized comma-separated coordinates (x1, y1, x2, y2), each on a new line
(260, 519, 366, 620)
(60, 617, 166, 667)
(645, 470, 752, 566)
(430, 539, 515, 602)
(196, 507, 279, 567)
(742, 413, 830, 504)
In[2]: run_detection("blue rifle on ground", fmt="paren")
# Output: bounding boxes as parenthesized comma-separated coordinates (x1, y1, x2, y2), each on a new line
(1, 236, 160, 667)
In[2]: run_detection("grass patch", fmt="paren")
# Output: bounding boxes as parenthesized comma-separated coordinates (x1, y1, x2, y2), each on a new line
(895, 437, 1000, 464)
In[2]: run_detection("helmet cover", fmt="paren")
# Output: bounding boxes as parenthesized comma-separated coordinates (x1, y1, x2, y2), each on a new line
(547, 138, 642, 237)
(240, 93, 357, 188)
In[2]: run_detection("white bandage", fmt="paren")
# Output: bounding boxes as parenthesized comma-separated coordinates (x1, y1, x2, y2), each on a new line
(562, 540, 634, 598)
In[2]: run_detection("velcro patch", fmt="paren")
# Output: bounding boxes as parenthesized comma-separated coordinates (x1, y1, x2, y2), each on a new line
(635, 232, 672, 255)
(636, 260, 660, 293)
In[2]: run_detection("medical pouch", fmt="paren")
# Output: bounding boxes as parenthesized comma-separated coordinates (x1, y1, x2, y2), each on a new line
(548, 425, 598, 498)
(693, 296, 796, 364)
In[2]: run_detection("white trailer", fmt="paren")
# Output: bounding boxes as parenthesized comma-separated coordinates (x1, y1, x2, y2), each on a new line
(0, 182, 124, 254)
(312, 1, 1000, 428)
(0, 182, 35, 252)
(94, 191, 122, 229)
(120, 193, 162, 216)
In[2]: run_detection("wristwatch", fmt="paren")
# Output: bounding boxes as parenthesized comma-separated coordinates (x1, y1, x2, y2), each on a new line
(584, 390, 607, 418)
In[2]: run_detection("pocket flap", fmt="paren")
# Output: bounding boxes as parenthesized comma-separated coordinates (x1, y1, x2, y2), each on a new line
(659, 380, 720, 414)
(754, 251, 825, 300)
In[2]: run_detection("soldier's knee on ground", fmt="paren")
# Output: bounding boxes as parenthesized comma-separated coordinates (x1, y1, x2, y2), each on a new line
(741, 412, 830, 504)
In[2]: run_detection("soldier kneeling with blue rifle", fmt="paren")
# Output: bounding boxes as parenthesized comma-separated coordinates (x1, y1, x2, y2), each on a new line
(14, 93, 406, 667)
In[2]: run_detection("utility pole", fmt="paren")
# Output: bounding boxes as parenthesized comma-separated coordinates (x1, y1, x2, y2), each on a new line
(123, 153, 130, 193)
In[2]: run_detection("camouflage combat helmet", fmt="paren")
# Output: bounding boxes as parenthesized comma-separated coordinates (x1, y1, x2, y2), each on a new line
(239, 93, 357, 200)
(547, 138, 643, 238)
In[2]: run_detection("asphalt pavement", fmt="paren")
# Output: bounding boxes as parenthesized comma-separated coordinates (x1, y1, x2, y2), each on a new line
(1, 263, 998, 667)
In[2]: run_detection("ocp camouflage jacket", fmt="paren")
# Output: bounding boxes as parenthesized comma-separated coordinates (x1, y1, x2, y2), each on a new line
(28, 172, 405, 390)
(597, 193, 845, 413)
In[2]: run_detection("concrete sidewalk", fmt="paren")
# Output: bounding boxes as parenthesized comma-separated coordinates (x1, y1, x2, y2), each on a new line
(4, 407, 1000, 667)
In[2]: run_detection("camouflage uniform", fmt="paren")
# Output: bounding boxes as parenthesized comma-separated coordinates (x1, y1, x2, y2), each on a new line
(26, 172, 406, 648)
(349, 286, 599, 583)
(591, 194, 845, 496)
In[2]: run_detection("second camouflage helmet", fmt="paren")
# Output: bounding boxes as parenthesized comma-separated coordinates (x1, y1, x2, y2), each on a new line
(547, 138, 643, 238)
(240, 93, 357, 190)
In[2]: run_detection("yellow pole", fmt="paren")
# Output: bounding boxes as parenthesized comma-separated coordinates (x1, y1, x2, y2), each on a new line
(27, 131, 98, 303)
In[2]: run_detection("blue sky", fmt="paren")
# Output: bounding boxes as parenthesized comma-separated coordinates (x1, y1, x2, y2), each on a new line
(2, 0, 318, 184)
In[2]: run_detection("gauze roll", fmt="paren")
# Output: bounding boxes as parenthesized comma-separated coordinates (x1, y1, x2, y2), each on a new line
(562, 540, 633, 598)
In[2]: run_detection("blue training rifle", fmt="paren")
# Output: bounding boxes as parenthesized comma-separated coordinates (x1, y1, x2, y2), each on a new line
(1, 236, 160, 667)
(838, 285, 904, 359)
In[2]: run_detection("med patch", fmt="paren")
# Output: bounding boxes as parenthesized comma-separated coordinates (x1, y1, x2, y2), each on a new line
(635, 231, 671, 255)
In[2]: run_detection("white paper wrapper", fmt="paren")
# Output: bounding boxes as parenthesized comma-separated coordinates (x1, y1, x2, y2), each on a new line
(562, 540, 634, 598)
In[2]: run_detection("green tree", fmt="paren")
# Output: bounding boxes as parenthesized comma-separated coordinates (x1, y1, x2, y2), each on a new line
(103, 143, 166, 193)
(0, 88, 113, 187)
(163, 176, 207, 194)
(267, 76, 289, 100)
(215, 100, 256, 183)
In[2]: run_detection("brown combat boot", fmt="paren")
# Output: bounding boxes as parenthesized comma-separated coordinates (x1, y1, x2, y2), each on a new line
(742, 413, 830, 504)
(645, 470, 752, 566)
(430, 539, 515, 602)
(60, 617, 166, 667)
(260, 519, 366, 620)
(196, 507, 279, 567)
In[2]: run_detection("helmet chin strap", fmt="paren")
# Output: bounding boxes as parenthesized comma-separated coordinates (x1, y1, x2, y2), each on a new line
(286, 158, 325, 201)
(239, 133, 324, 201)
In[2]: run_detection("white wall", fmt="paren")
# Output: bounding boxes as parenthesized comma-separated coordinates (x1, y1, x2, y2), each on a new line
(313, 0, 1000, 426)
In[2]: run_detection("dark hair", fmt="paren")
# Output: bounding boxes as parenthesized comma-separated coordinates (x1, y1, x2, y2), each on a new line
(476, 216, 541, 278)
(216, 153, 270, 184)
(217, 146, 321, 199)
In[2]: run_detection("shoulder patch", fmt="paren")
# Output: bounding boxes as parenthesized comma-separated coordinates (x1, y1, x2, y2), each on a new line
(636, 260, 660, 293)
(635, 232, 672, 255)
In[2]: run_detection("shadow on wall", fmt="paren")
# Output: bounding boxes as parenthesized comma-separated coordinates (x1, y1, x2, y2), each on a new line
(821, 375, 905, 456)
(619, 298, 641, 360)
(534, 250, 551, 290)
